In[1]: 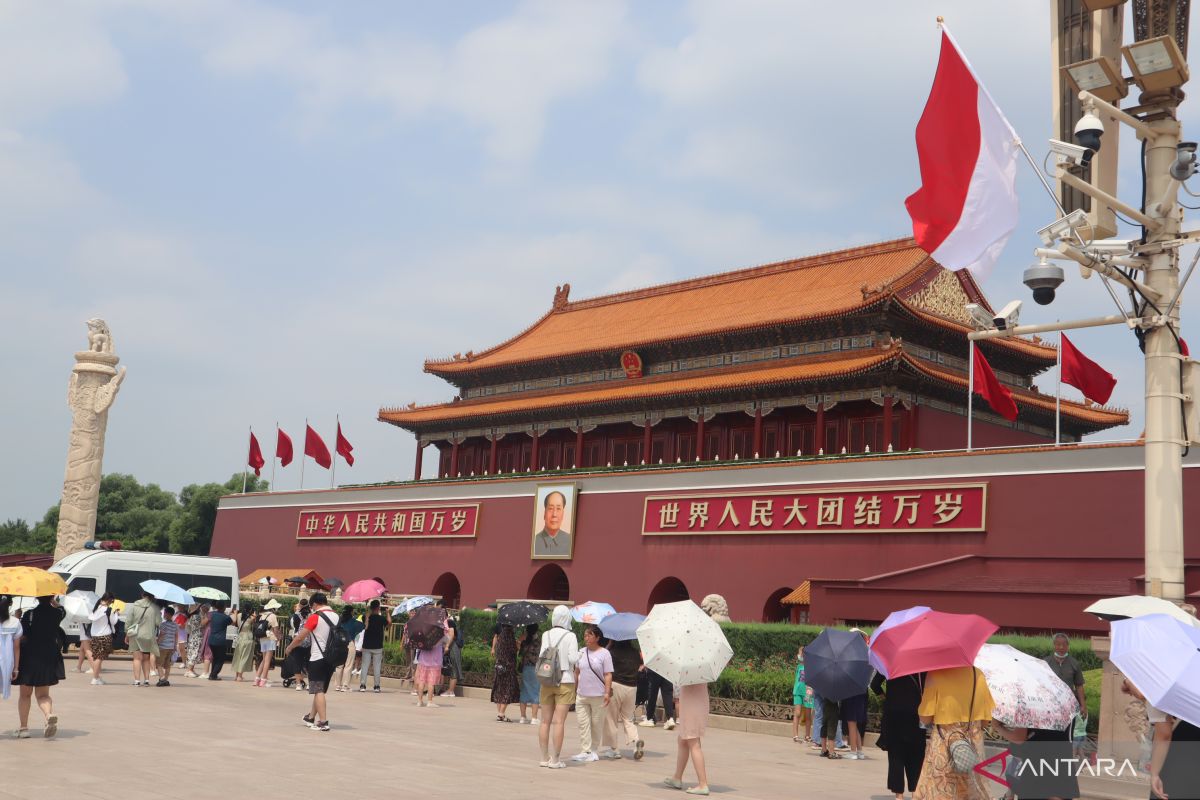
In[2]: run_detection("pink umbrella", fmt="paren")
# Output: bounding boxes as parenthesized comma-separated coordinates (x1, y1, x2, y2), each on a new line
(870, 610, 997, 679)
(342, 579, 387, 604)
(868, 606, 931, 677)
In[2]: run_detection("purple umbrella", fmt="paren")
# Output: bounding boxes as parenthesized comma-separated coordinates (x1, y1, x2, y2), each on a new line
(868, 605, 931, 677)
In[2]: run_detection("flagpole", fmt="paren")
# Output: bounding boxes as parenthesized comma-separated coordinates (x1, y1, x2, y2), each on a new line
(271, 422, 278, 493)
(300, 418, 307, 490)
(243, 426, 250, 493)
(331, 415, 338, 490)
(1055, 331, 1062, 446)
(967, 339, 974, 452)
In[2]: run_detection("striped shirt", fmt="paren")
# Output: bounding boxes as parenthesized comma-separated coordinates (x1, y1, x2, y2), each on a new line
(157, 618, 179, 648)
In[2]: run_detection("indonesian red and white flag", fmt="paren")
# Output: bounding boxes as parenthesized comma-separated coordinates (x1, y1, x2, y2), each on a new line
(905, 28, 1020, 276)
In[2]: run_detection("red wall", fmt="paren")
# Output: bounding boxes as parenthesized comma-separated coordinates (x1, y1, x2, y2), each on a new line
(916, 406, 1053, 451)
(211, 448, 1198, 631)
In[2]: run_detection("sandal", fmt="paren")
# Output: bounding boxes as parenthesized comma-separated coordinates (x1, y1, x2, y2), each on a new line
(14, 728, 30, 739)
(44, 715, 58, 739)
(828, 752, 843, 760)
(792, 735, 802, 742)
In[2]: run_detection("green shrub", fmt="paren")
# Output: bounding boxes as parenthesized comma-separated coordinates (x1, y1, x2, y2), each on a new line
(718, 622, 825, 664)
(461, 643, 494, 673)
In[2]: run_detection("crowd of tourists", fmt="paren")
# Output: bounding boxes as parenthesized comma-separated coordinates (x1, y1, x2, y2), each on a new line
(1, 588, 1198, 800)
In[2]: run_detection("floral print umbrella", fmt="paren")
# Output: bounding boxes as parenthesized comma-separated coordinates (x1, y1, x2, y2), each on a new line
(636, 600, 732, 686)
(974, 643, 1079, 730)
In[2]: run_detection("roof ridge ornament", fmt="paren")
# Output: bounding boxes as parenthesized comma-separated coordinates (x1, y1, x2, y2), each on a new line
(553, 283, 571, 310)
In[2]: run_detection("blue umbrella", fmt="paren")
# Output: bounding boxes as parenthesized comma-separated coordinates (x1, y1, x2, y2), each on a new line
(599, 612, 647, 641)
(804, 628, 873, 701)
(139, 579, 194, 606)
(1111, 613, 1200, 727)
(391, 595, 435, 616)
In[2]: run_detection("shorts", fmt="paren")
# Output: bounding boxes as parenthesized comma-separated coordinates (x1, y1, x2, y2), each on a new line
(539, 682, 577, 708)
(307, 659, 333, 694)
(90, 635, 113, 659)
(822, 698, 840, 740)
(259, 639, 275, 653)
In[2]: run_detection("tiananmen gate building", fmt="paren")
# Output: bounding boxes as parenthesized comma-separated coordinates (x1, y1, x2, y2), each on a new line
(212, 238, 1200, 632)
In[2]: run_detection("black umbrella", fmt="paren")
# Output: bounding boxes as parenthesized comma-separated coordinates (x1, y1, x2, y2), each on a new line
(804, 628, 873, 701)
(498, 601, 549, 627)
(406, 605, 449, 649)
(326, 578, 345, 588)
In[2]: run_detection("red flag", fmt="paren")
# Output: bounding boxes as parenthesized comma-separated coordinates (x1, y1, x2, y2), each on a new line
(336, 422, 354, 467)
(1060, 334, 1116, 405)
(972, 345, 1018, 421)
(247, 432, 265, 477)
(1181, 338, 1190, 357)
(276, 428, 294, 467)
(305, 425, 332, 469)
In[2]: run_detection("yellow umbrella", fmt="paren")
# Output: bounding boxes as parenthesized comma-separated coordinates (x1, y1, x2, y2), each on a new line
(0, 566, 68, 598)
(111, 599, 126, 612)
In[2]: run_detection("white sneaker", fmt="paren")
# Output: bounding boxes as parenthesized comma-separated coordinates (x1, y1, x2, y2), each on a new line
(637, 720, 656, 728)
(150, 671, 157, 677)
(547, 761, 567, 770)
(131, 680, 140, 686)
(439, 692, 454, 697)
(601, 749, 622, 760)
(664, 718, 676, 731)
(570, 752, 599, 762)
(90, 678, 104, 686)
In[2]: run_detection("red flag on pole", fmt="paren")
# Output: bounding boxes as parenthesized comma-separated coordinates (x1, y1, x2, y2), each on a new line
(276, 428, 294, 467)
(1061, 334, 1117, 405)
(248, 432, 265, 477)
(972, 345, 1019, 421)
(305, 425, 332, 469)
(336, 422, 354, 467)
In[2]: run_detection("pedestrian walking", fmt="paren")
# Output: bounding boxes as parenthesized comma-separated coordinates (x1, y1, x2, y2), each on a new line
(518, 624, 541, 725)
(206, 601, 236, 681)
(333, 605, 363, 692)
(254, 599, 281, 687)
(74, 612, 93, 675)
(0, 596, 20, 702)
(871, 671, 927, 800)
(664, 682, 712, 795)
(357, 599, 384, 694)
(570, 625, 613, 763)
(413, 618, 450, 708)
(601, 638, 643, 759)
(155, 606, 179, 686)
(1043, 633, 1088, 760)
(174, 607, 188, 665)
(913, 666, 995, 800)
(13, 596, 65, 739)
(125, 591, 161, 687)
(1121, 678, 1200, 800)
(992, 720, 1080, 800)
(537, 604, 581, 769)
(86, 593, 117, 686)
(490, 624, 520, 721)
(283, 599, 310, 690)
(283, 592, 337, 732)
(231, 605, 258, 681)
(183, 604, 207, 678)
(640, 667, 676, 730)
(440, 605, 462, 698)
(792, 646, 813, 743)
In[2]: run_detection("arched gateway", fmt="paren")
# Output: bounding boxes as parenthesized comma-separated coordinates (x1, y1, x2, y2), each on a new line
(528, 564, 570, 601)
(646, 576, 690, 612)
(432, 572, 461, 609)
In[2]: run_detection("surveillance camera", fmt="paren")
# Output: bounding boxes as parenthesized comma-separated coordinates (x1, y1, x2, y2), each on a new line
(1049, 138, 1092, 168)
(965, 303, 995, 331)
(993, 300, 1022, 331)
(1074, 111, 1104, 154)
(1170, 141, 1198, 181)
(1023, 259, 1066, 306)
(1036, 208, 1090, 246)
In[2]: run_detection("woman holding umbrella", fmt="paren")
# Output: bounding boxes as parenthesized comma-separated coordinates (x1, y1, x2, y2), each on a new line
(913, 666, 995, 800)
(14, 595, 66, 739)
(871, 670, 927, 800)
(490, 624, 520, 721)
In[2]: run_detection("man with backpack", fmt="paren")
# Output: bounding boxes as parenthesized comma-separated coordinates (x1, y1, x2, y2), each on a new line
(537, 605, 582, 769)
(283, 593, 346, 733)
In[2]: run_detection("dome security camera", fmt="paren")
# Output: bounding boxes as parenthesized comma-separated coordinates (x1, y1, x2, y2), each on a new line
(1023, 259, 1065, 306)
(1074, 111, 1104, 155)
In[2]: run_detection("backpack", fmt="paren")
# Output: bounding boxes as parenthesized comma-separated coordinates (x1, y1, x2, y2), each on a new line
(290, 611, 310, 647)
(253, 616, 270, 639)
(312, 611, 350, 668)
(536, 628, 566, 687)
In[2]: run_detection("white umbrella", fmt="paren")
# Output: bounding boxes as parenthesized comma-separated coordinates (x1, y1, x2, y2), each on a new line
(62, 590, 99, 622)
(636, 600, 733, 686)
(974, 644, 1079, 730)
(1085, 595, 1200, 627)
(1111, 614, 1200, 727)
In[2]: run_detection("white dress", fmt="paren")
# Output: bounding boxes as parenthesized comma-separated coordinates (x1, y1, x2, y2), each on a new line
(0, 617, 22, 700)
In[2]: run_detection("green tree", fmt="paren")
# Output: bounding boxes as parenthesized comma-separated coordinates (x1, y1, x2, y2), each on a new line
(0, 507, 59, 554)
(169, 473, 268, 556)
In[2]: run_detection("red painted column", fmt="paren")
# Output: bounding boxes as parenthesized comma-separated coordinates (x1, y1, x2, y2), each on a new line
(530, 432, 539, 471)
(909, 405, 920, 450)
(488, 436, 498, 474)
(575, 428, 584, 467)
(695, 415, 705, 460)
(815, 402, 825, 452)
(449, 441, 459, 477)
(883, 395, 894, 451)
(753, 408, 763, 458)
(643, 420, 652, 463)
(413, 440, 424, 481)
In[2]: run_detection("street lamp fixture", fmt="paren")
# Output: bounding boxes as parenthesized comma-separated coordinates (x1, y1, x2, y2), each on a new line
(1063, 57, 1128, 103)
(1122, 35, 1190, 94)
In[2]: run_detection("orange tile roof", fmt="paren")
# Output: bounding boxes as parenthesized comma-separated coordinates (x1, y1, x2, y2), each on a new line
(427, 238, 933, 375)
(781, 581, 811, 605)
(384, 351, 898, 425)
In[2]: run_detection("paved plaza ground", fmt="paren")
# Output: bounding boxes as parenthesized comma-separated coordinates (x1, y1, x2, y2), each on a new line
(0, 659, 1131, 800)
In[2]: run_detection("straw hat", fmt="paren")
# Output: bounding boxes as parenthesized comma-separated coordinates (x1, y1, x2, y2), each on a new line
(263, 599, 282, 611)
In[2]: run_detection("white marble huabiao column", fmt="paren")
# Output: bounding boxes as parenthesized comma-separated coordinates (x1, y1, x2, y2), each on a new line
(54, 319, 126, 561)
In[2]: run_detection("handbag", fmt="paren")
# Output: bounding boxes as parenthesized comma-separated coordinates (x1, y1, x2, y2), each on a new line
(943, 668, 981, 775)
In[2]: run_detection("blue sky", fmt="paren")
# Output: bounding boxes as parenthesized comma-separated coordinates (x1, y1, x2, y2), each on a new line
(3, 0, 1197, 523)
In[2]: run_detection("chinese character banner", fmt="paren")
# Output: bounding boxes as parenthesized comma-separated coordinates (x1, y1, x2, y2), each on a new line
(642, 484, 986, 535)
(297, 505, 479, 539)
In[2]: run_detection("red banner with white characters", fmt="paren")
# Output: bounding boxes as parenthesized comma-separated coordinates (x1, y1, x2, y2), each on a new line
(297, 504, 479, 540)
(642, 484, 986, 535)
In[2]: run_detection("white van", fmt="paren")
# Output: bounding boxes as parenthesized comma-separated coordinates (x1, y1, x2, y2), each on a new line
(49, 550, 240, 645)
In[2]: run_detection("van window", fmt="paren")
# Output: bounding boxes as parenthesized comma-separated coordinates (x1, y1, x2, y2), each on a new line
(67, 577, 97, 593)
(105, 569, 234, 604)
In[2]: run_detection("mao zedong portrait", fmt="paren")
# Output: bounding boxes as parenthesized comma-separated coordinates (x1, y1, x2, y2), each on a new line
(533, 490, 573, 557)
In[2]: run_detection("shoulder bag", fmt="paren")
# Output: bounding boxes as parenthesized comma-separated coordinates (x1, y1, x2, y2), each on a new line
(943, 668, 981, 775)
